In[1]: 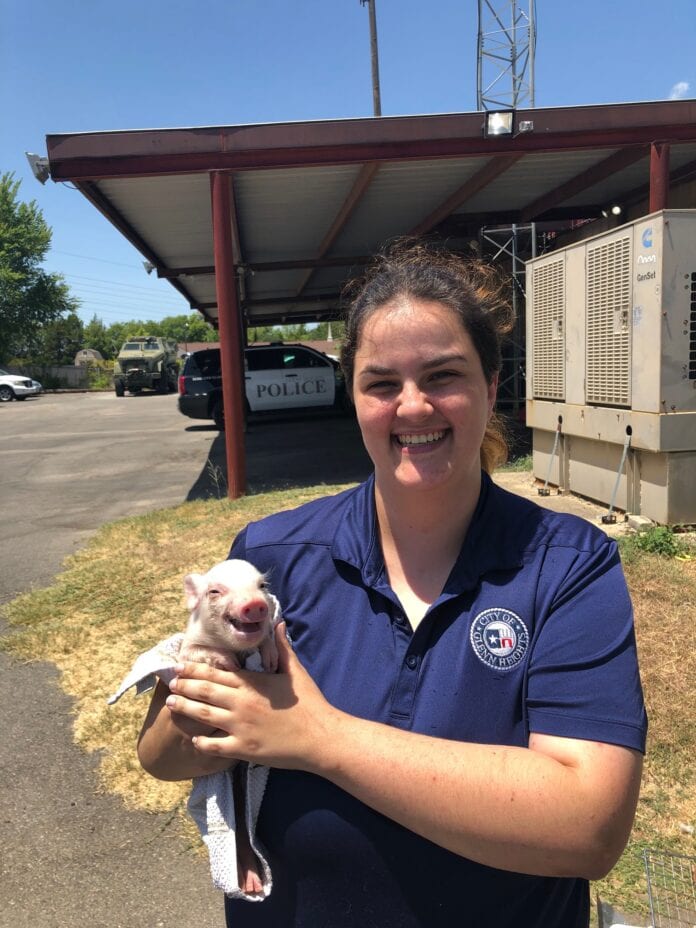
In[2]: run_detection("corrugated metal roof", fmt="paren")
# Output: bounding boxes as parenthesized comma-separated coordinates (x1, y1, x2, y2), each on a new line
(45, 100, 696, 327)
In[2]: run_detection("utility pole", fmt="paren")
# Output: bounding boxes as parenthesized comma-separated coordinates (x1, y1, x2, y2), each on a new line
(360, 0, 382, 116)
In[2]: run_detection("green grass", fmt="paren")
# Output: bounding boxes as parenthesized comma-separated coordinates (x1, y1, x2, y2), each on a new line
(499, 452, 532, 472)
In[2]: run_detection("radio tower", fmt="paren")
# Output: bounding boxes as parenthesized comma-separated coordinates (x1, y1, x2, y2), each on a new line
(476, 2, 537, 415)
(477, 0, 536, 110)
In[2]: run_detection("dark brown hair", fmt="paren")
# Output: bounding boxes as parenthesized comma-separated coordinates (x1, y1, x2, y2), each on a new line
(340, 239, 515, 473)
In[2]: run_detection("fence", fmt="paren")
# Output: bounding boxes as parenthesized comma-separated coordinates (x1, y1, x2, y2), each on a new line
(7, 362, 114, 390)
(644, 849, 696, 928)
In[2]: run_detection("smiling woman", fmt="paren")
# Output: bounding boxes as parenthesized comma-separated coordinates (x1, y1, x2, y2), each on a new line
(341, 242, 514, 475)
(138, 240, 647, 928)
(352, 300, 497, 500)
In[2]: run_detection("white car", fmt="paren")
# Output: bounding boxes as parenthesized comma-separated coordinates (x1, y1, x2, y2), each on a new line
(0, 368, 43, 402)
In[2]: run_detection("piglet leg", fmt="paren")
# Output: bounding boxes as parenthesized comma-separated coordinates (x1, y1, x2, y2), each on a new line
(233, 763, 264, 896)
(257, 634, 279, 673)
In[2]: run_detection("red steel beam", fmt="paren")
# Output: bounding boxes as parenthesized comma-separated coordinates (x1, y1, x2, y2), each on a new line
(46, 101, 696, 183)
(157, 255, 372, 278)
(410, 154, 522, 235)
(618, 155, 696, 211)
(250, 254, 371, 272)
(157, 265, 215, 278)
(210, 171, 247, 499)
(242, 293, 342, 308)
(294, 162, 379, 298)
(520, 147, 648, 221)
(76, 181, 200, 309)
(649, 142, 671, 212)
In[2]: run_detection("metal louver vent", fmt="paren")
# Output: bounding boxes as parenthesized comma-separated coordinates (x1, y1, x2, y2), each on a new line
(690, 271, 696, 380)
(586, 236, 632, 406)
(531, 258, 565, 400)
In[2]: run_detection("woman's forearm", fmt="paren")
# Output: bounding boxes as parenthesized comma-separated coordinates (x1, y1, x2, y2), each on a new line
(164, 642, 642, 879)
(306, 709, 642, 880)
(137, 680, 235, 781)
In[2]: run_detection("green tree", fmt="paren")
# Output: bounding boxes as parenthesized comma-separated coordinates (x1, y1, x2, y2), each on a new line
(83, 314, 113, 359)
(34, 312, 84, 365)
(248, 325, 278, 343)
(313, 320, 345, 342)
(0, 172, 77, 362)
(281, 323, 312, 341)
(158, 312, 217, 345)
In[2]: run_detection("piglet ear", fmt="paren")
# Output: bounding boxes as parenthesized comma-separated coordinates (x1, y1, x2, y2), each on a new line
(183, 572, 206, 612)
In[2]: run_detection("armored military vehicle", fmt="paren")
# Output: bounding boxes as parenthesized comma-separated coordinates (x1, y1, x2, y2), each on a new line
(113, 336, 180, 396)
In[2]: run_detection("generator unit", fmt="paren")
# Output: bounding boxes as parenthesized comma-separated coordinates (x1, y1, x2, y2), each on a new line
(525, 210, 696, 524)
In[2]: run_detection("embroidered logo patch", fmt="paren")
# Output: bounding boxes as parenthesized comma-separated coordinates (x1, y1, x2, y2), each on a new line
(470, 608, 529, 671)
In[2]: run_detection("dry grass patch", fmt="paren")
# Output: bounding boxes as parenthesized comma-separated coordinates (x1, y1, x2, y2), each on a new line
(1, 485, 347, 816)
(2, 490, 694, 919)
(592, 551, 696, 919)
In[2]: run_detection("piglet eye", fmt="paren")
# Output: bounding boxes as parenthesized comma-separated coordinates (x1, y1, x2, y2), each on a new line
(207, 587, 222, 599)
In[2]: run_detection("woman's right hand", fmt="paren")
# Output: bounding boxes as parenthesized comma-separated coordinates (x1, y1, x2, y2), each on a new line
(163, 623, 339, 773)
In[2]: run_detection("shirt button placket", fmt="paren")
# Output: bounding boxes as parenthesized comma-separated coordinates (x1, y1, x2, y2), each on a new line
(389, 647, 422, 722)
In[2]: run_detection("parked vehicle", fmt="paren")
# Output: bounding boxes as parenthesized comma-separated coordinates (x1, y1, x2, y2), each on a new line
(178, 344, 348, 429)
(113, 336, 179, 396)
(0, 368, 42, 402)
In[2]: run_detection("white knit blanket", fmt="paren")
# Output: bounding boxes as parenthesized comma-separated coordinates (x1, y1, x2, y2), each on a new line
(108, 634, 273, 901)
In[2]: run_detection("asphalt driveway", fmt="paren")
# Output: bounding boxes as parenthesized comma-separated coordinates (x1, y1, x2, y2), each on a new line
(0, 391, 372, 928)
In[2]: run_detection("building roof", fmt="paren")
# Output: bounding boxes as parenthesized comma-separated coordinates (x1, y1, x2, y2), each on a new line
(45, 100, 696, 329)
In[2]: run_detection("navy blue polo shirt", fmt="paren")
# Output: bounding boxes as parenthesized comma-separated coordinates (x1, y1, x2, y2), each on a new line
(225, 472, 647, 928)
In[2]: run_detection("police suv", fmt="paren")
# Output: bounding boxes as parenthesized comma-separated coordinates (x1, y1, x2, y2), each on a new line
(178, 344, 347, 429)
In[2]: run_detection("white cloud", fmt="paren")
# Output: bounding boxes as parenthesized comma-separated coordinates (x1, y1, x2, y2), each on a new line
(669, 81, 690, 100)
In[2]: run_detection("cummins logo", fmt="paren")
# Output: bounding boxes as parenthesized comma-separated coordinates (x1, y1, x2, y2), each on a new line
(637, 254, 656, 264)
(642, 228, 653, 248)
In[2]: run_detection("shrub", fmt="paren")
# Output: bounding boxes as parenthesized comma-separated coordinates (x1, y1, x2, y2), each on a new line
(86, 360, 114, 390)
(619, 525, 691, 560)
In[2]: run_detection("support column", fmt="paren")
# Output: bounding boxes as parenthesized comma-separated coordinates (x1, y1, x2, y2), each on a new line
(210, 171, 246, 499)
(649, 142, 670, 213)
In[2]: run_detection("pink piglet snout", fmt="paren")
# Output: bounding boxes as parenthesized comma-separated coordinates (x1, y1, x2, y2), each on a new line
(237, 596, 270, 624)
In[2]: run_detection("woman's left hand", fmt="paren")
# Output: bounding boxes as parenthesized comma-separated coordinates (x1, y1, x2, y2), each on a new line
(165, 623, 335, 770)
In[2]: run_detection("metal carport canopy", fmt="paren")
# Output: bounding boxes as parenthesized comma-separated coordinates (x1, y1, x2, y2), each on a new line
(44, 98, 696, 496)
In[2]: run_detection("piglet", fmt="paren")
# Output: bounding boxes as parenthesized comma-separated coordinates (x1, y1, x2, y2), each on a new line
(179, 558, 282, 897)
(180, 559, 281, 673)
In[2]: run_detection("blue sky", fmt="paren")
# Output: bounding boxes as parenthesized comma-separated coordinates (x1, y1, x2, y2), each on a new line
(2, 0, 693, 326)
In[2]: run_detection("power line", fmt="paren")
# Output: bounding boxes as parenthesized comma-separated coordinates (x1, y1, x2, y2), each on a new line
(69, 286, 182, 308)
(63, 272, 184, 296)
(50, 249, 144, 270)
(75, 302, 193, 319)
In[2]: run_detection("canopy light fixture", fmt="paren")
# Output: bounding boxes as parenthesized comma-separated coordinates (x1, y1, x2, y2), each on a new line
(484, 110, 514, 137)
(25, 152, 50, 185)
(601, 204, 623, 218)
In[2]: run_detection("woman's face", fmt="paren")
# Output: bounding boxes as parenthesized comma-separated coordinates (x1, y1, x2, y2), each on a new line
(352, 297, 497, 497)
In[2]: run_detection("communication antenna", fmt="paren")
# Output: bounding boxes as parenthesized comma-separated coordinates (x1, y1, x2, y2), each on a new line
(476, 3, 538, 415)
(477, 0, 536, 110)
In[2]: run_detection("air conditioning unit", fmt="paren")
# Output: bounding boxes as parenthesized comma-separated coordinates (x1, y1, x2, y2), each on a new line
(525, 209, 696, 524)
